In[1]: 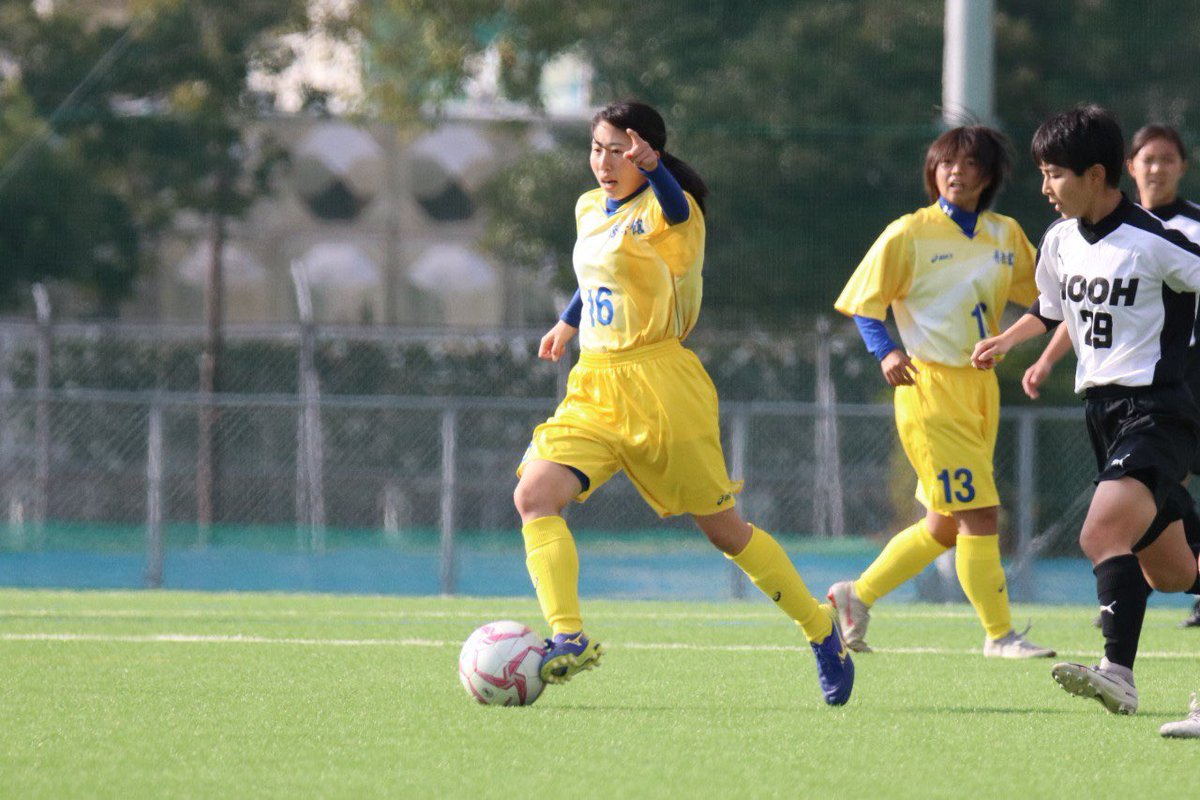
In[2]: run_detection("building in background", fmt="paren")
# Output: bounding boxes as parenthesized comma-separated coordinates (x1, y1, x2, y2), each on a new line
(24, 0, 595, 328)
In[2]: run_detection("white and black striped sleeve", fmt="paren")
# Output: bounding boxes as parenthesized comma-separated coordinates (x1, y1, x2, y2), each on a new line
(1029, 220, 1069, 325)
(1156, 227, 1200, 293)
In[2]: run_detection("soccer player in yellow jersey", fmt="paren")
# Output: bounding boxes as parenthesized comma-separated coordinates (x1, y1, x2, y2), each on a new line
(515, 100, 854, 705)
(828, 126, 1056, 659)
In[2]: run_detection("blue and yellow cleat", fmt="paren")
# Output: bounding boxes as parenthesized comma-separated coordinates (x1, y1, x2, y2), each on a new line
(810, 604, 854, 706)
(540, 631, 603, 685)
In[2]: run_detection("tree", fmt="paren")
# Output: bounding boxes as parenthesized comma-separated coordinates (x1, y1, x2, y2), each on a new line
(363, 1, 1200, 331)
(361, 1, 950, 324)
(0, 14, 139, 312)
(2, 0, 312, 530)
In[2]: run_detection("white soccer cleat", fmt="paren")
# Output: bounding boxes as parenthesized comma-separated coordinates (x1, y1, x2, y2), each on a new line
(1051, 658, 1138, 715)
(984, 624, 1056, 659)
(1160, 693, 1200, 738)
(826, 580, 873, 653)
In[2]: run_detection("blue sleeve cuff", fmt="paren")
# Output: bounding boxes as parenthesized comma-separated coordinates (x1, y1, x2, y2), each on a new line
(641, 161, 690, 224)
(853, 315, 900, 361)
(561, 290, 582, 327)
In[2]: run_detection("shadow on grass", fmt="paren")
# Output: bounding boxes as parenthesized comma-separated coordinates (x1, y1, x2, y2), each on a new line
(546, 703, 828, 714)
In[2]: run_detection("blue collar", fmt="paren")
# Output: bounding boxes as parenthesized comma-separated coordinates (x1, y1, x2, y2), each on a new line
(938, 197, 979, 238)
(604, 181, 650, 216)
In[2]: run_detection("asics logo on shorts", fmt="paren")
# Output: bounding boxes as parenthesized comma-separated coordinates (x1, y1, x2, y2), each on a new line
(1100, 601, 1117, 615)
(715, 492, 733, 506)
(1110, 454, 1130, 468)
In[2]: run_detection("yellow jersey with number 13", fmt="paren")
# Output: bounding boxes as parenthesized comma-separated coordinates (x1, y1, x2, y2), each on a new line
(572, 186, 705, 353)
(834, 203, 1038, 367)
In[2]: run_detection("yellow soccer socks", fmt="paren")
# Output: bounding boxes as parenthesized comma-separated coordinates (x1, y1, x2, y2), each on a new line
(521, 516, 583, 635)
(955, 533, 1012, 640)
(729, 525, 832, 642)
(854, 520, 949, 606)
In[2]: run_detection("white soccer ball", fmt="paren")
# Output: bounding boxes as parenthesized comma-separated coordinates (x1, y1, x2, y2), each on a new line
(458, 621, 547, 706)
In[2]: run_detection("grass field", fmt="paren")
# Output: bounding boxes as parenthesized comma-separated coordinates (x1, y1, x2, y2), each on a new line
(2, 590, 1199, 798)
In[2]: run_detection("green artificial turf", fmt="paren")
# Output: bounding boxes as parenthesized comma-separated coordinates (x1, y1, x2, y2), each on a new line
(1, 590, 1198, 798)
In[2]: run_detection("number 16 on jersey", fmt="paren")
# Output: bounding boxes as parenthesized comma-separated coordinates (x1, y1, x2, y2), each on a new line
(584, 287, 614, 326)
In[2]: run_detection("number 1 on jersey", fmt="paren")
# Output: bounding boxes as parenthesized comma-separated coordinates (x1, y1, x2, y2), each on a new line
(970, 302, 988, 338)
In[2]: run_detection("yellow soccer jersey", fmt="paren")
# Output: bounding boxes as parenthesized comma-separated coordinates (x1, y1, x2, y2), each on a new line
(572, 186, 705, 353)
(835, 204, 1037, 367)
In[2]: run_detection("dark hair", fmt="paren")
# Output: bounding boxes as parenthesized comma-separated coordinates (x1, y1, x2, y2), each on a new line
(1031, 104, 1125, 187)
(1129, 124, 1188, 162)
(592, 100, 708, 214)
(922, 126, 1013, 211)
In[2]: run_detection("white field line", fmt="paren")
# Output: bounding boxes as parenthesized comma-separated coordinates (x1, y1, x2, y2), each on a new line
(0, 607, 1115, 622)
(0, 631, 1195, 660)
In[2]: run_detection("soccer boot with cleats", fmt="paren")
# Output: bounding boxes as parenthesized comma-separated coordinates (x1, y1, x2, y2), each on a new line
(1160, 692, 1200, 738)
(1179, 599, 1200, 629)
(1051, 658, 1137, 714)
(826, 580, 872, 653)
(810, 604, 855, 706)
(984, 623, 1056, 659)
(540, 631, 603, 685)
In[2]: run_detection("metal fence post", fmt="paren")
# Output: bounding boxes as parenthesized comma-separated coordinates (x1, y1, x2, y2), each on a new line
(728, 407, 749, 598)
(32, 284, 51, 537)
(291, 262, 326, 553)
(145, 399, 164, 588)
(1013, 409, 1037, 601)
(813, 316, 845, 537)
(440, 406, 458, 595)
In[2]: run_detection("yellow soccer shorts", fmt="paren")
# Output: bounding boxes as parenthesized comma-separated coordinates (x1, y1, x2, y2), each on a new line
(894, 358, 1000, 514)
(517, 338, 743, 517)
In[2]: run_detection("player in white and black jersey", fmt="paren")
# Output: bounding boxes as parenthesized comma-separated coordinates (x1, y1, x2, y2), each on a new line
(971, 106, 1200, 734)
(1023, 124, 1200, 633)
(1129, 126, 1200, 632)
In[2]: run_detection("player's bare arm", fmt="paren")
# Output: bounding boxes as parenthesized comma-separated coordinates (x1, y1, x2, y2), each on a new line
(971, 313, 1049, 370)
(1023, 324, 1072, 399)
(880, 348, 919, 387)
(539, 320, 578, 362)
(623, 129, 660, 172)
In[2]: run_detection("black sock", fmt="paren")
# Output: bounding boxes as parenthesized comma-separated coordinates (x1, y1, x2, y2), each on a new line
(1095, 554, 1148, 671)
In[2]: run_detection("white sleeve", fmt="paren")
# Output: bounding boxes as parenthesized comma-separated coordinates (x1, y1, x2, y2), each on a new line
(1158, 232, 1200, 293)
(1032, 230, 1064, 320)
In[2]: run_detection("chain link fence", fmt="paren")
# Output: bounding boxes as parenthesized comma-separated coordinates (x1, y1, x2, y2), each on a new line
(0, 313, 1109, 601)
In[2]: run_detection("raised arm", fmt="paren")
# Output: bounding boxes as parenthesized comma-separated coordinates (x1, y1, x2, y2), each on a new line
(625, 128, 689, 224)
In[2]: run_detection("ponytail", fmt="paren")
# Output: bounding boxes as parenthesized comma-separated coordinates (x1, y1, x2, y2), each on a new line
(660, 151, 708, 215)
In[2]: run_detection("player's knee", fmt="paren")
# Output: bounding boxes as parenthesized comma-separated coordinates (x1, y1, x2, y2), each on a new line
(925, 513, 958, 546)
(966, 506, 999, 532)
(693, 513, 750, 556)
(513, 480, 560, 522)
(1078, 522, 1124, 563)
